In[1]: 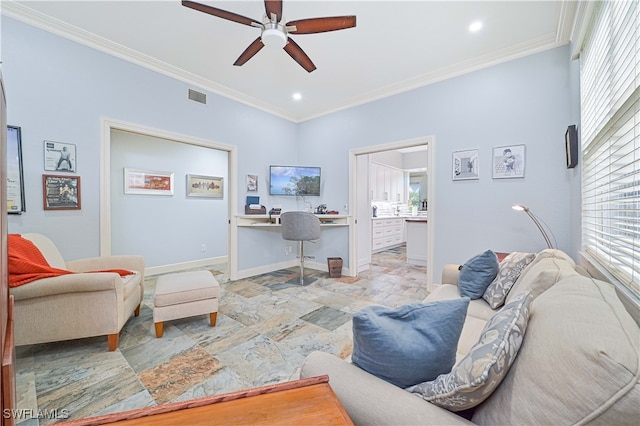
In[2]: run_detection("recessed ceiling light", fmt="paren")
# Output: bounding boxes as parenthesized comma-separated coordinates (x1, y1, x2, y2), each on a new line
(469, 21, 483, 33)
(292, 93, 302, 101)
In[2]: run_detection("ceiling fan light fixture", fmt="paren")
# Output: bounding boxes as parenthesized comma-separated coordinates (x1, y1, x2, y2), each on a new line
(262, 28, 287, 48)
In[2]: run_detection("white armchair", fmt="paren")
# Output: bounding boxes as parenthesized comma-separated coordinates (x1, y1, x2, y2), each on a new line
(9, 233, 144, 351)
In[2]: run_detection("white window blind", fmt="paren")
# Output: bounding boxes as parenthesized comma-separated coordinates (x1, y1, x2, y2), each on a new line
(581, 1, 640, 297)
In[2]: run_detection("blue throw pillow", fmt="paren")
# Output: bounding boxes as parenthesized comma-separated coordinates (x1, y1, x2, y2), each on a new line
(458, 250, 499, 299)
(351, 298, 470, 388)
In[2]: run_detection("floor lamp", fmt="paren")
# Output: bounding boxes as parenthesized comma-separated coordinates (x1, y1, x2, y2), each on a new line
(512, 205, 554, 249)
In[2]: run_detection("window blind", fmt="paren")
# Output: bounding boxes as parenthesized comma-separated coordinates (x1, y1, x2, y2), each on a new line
(581, 1, 639, 297)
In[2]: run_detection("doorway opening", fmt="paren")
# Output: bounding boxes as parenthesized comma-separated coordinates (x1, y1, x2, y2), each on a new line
(100, 119, 237, 278)
(349, 136, 435, 287)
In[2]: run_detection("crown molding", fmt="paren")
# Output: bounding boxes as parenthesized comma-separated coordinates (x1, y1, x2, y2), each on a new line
(557, 0, 578, 43)
(304, 33, 567, 122)
(1, 1, 296, 121)
(2, 1, 575, 124)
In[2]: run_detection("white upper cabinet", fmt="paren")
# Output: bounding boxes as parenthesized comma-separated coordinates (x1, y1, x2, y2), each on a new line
(370, 161, 405, 202)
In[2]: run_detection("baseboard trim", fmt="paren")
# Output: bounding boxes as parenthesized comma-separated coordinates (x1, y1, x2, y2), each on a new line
(145, 256, 227, 277)
(234, 259, 349, 280)
(148, 257, 350, 280)
(235, 260, 299, 280)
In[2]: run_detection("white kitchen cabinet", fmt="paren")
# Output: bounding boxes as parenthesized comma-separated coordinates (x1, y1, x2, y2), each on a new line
(372, 218, 405, 252)
(390, 168, 404, 202)
(370, 161, 406, 202)
(406, 219, 427, 265)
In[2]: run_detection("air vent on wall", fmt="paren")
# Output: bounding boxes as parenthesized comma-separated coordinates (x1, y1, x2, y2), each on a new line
(188, 89, 207, 104)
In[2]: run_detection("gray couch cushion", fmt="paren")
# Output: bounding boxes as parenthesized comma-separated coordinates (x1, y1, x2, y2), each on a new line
(482, 252, 536, 308)
(472, 275, 640, 425)
(300, 351, 475, 426)
(505, 249, 579, 304)
(352, 298, 470, 388)
(407, 292, 532, 411)
(424, 284, 495, 363)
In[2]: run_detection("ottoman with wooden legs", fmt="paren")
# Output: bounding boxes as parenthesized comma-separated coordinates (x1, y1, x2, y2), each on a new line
(153, 270, 219, 337)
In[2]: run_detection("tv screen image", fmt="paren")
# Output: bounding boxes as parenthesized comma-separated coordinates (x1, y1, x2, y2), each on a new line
(270, 166, 321, 196)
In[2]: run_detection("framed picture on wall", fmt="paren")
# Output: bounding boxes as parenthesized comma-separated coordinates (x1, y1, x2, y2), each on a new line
(124, 168, 174, 195)
(7, 125, 26, 214)
(44, 141, 76, 172)
(493, 144, 526, 178)
(246, 174, 258, 192)
(43, 174, 81, 210)
(452, 149, 479, 181)
(186, 174, 223, 198)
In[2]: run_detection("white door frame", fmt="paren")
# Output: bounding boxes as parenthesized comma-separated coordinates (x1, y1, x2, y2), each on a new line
(348, 136, 435, 287)
(100, 118, 238, 275)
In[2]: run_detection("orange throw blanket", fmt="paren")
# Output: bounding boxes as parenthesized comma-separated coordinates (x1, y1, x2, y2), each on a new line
(8, 234, 134, 287)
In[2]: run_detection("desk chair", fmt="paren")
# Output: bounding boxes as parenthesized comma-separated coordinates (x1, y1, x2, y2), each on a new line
(281, 211, 321, 285)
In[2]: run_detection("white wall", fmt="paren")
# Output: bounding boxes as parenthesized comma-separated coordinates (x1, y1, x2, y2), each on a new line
(370, 151, 403, 168)
(2, 16, 580, 279)
(110, 130, 228, 267)
(298, 46, 576, 277)
(403, 150, 428, 170)
(2, 16, 297, 261)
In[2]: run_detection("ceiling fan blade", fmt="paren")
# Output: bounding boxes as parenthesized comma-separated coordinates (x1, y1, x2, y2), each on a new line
(182, 1, 261, 27)
(287, 16, 356, 34)
(264, 0, 283, 22)
(283, 38, 316, 73)
(234, 37, 265, 66)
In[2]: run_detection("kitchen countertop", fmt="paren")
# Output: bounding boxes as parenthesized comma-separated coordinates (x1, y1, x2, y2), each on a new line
(372, 215, 427, 220)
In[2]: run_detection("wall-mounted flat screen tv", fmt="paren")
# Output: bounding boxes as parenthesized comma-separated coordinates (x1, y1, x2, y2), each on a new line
(269, 165, 321, 196)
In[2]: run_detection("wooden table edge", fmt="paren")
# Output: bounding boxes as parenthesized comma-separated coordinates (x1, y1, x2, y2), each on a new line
(59, 375, 351, 425)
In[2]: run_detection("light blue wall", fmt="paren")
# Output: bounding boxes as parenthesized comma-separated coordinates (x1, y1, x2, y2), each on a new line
(2, 16, 579, 279)
(110, 130, 229, 267)
(2, 17, 297, 262)
(298, 46, 576, 276)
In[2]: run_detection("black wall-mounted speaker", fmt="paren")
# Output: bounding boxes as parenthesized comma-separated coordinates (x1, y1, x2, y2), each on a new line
(565, 125, 578, 169)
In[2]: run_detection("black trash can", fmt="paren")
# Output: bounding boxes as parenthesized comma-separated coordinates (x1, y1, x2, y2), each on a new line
(327, 257, 343, 278)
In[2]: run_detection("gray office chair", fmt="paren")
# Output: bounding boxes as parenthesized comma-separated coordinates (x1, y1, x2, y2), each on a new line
(281, 211, 321, 285)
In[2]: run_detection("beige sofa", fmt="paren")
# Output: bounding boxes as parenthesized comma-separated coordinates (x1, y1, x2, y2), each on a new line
(10, 233, 144, 351)
(301, 249, 640, 425)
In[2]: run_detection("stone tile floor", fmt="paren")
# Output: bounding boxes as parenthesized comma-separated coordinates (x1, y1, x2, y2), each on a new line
(14, 245, 427, 424)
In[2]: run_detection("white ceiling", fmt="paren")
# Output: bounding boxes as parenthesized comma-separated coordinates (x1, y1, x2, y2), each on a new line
(2, 1, 576, 122)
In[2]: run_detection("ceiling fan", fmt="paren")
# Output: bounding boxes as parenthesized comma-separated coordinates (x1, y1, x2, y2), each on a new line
(182, 0, 356, 72)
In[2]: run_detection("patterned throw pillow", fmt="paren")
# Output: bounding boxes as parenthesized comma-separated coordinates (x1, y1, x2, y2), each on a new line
(406, 292, 532, 412)
(482, 252, 536, 309)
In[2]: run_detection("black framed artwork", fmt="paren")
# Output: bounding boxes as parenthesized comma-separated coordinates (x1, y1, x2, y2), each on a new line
(565, 125, 578, 169)
(7, 125, 26, 214)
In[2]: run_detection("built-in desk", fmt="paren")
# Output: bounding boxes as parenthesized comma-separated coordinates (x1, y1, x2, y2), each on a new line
(237, 214, 349, 227)
(232, 214, 351, 280)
